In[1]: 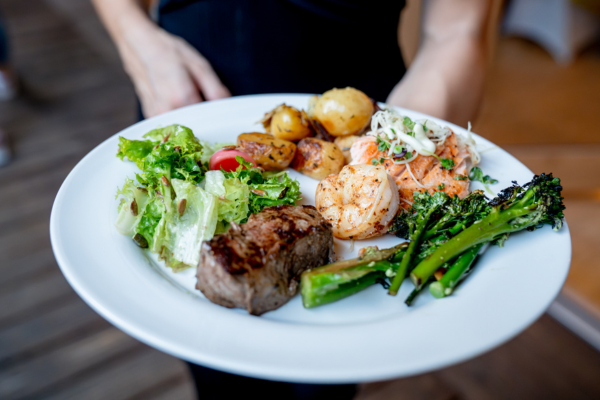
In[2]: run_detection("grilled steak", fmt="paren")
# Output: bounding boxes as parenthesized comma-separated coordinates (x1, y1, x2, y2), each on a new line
(197, 205, 334, 315)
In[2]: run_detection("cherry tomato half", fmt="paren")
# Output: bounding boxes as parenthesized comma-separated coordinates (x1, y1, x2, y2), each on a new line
(209, 149, 256, 172)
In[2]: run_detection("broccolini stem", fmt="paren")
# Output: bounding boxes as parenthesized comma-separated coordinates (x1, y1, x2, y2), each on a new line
(422, 213, 455, 241)
(302, 268, 386, 308)
(429, 243, 484, 298)
(301, 243, 408, 308)
(405, 284, 427, 306)
(389, 206, 438, 296)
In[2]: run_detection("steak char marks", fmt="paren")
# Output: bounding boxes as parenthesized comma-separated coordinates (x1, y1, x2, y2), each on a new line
(197, 205, 335, 315)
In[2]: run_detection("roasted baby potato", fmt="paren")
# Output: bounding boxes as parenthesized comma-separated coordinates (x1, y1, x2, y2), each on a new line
(308, 87, 373, 137)
(291, 138, 345, 180)
(334, 135, 360, 165)
(261, 104, 313, 142)
(237, 132, 296, 171)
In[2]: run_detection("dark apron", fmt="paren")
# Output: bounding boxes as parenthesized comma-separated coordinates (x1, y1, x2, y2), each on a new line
(157, 0, 406, 101)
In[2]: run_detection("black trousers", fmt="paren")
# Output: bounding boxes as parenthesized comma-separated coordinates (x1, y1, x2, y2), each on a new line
(187, 362, 357, 400)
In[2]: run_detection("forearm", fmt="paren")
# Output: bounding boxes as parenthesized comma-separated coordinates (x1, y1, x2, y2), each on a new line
(390, 36, 486, 126)
(388, 0, 493, 127)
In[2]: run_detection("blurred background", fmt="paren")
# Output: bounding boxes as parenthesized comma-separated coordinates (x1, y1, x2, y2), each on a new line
(0, 0, 599, 399)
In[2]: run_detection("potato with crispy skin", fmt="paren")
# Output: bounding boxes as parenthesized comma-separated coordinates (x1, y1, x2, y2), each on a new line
(291, 138, 345, 180)
(237, 132, 296, 171)
(308, 87, 373, 137)
(261, 104, 313, 142)
(334, 135, 360, 165)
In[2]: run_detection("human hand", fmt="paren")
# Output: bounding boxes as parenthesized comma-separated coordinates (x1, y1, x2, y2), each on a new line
(119, 23, 231, 117)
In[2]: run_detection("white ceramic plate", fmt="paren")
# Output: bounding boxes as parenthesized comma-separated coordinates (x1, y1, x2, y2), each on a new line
(50, 94, 571, 383)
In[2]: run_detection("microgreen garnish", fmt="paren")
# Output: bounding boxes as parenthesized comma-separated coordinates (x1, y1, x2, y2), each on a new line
(376, 136, 390, 152)
(469, 167, 498, 194)
(440, 158, 455, 170)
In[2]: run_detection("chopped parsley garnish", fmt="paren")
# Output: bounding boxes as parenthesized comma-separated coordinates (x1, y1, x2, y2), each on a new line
(469, 167, 498, 185)
(469, 166, 498, 194)
(376, 136, 390, 152)
(440, 158, 455, 170)
(454, 175, 468, 181)
(403, 116, 415, 130)
(437, 183, 445, 190)
(372, 157, 386, 165)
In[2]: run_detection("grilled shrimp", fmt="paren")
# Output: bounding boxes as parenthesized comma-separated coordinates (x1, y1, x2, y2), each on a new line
(315, 164, 399, 240)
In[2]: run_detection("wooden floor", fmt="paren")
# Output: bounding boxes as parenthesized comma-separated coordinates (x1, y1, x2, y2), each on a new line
(1, 1, 600, 399)
(474, 38, 600, 311)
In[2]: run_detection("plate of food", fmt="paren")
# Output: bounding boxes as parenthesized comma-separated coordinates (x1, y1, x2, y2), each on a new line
(50, 90, 570, 383)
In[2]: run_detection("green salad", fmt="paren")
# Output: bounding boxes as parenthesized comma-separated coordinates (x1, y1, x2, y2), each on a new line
(115, 124, 301, 271)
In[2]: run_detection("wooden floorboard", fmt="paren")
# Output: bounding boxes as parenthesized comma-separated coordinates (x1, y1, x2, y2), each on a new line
(0, 298, 106, 365)
(0, 0, 599, 399)
(0, 0, 195, 398)
(0, 270, 74, 328)
(142, 382, 198, 400)
(0, 327, 140, 399)
(474, 38, 600, 146)
(474, 38, 600, 310)
(0, 250, 57, 289)
(358, 316, 600, 400)
(40, 349, 190, 400)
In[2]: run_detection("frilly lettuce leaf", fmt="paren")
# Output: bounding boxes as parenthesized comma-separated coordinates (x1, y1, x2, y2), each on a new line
(120, 125, 207, 192)
(224, 157, 301, 215)
(248, 171, 301, 214)
(115, 178, 150, 235)
(135, 198, 165, 249)
(155, 179, 218, 271)
(205, 170, 250, 232)
(116, 138, 156, 168)
(143, 124, 184, 141)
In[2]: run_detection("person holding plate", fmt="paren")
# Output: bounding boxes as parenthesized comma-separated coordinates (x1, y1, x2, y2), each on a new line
(91, 0, 495, 398)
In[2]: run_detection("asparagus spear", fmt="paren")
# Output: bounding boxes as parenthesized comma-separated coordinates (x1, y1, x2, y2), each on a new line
(301, 243, 408, 308)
